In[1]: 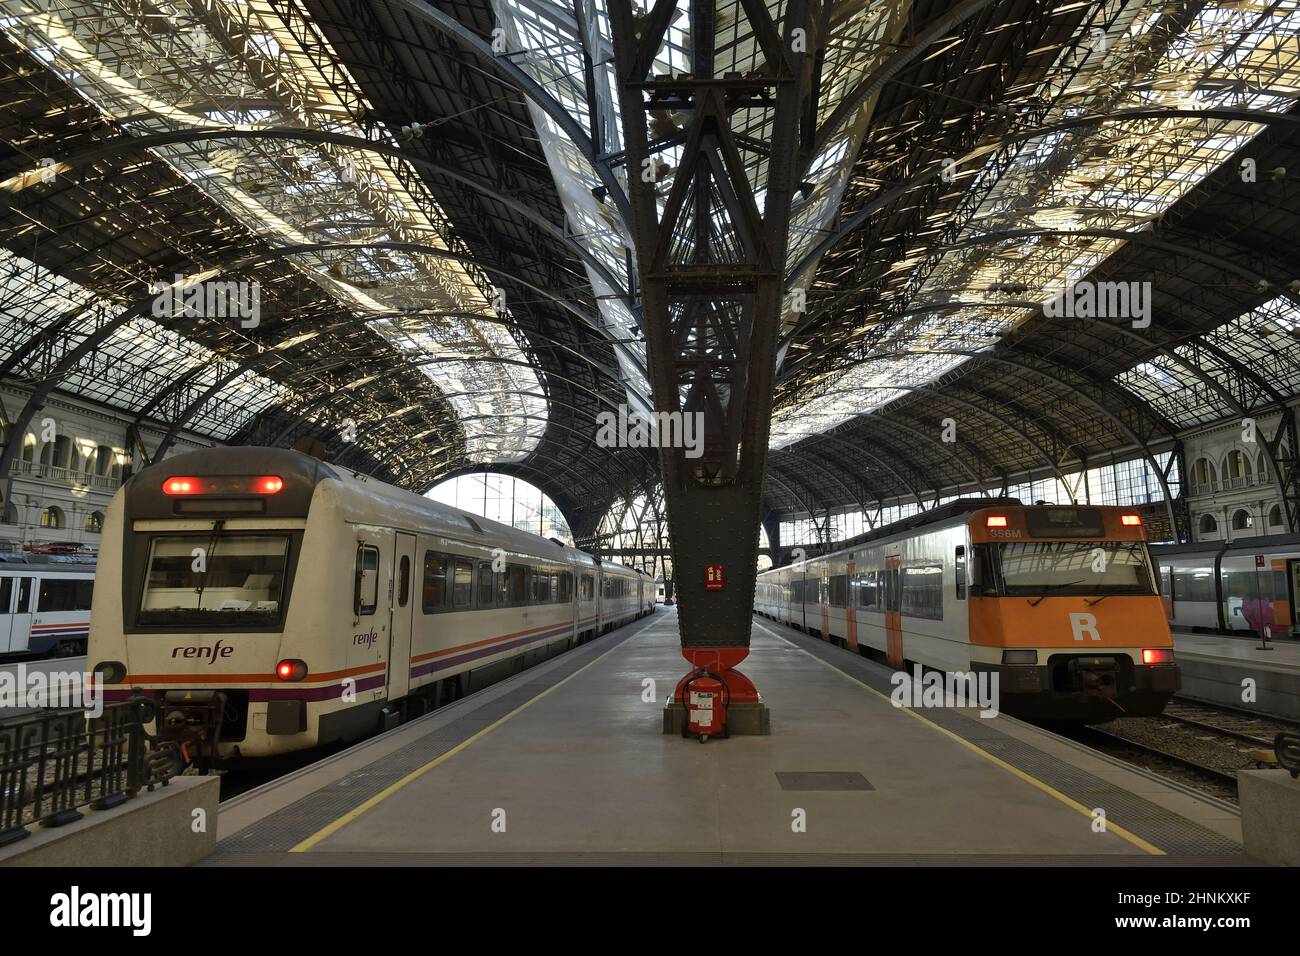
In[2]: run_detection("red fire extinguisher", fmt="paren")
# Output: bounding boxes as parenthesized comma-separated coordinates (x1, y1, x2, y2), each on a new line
(682, 669, 730, 742)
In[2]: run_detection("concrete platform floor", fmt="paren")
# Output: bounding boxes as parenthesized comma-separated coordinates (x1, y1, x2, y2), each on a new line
(1174, 630, 1300, 671)
(212, 609, 1250, 865)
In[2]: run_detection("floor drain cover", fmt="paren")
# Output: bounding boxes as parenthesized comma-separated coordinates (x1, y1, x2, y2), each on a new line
(776, 771, 874, 791)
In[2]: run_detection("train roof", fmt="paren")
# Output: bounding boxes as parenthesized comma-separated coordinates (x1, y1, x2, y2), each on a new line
(762, 497, 1022, 573)
(130, 446, 615, 569)
(1150, 532, 1300, 556)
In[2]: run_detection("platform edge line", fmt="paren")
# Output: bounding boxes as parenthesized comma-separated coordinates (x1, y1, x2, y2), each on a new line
(753, 622, 1166, 857)
(288, 632, 644, 853)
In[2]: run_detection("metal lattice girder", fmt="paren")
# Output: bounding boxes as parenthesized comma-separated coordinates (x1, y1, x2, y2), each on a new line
(610, 0, 811, 650)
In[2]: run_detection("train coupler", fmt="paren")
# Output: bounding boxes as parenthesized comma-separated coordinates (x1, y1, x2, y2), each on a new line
(158, 690, 227, 771)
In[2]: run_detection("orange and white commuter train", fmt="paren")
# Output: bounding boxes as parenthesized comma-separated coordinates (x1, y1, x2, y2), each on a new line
(88, 447, 653, 764)
(754, 500, 1180, 720)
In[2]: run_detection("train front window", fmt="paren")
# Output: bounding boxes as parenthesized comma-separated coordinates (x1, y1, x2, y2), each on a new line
(995, 541, 1155, 595)
(139, 534, 290, 626)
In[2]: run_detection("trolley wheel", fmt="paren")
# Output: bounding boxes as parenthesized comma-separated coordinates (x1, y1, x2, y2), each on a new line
(698, 733, 708, 743)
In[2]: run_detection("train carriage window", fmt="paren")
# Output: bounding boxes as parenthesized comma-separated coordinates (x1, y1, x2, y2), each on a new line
(858, 571, 878, 610)
(453, 558, 473, 608)
(580, 573, 594, 601)
(0, 577, 11, 614)
(550, 574, 560, 604)
(506, 564, 528, 605)
(477, 562, 496, 608)
(38, 578, 93, 612)
(421, 552, 448, 613)
(532, 569, 551, 604)
(829, 575, 847, 608)
(397, 555, 411, 608)
(885, 568, 900, 613)
(558, 572, 573, 602)
(955, 546, 967, 600)
(355, 545, 380, 616)
(901, 565, 944, 620)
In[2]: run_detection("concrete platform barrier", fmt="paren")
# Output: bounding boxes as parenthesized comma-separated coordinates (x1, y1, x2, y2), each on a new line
(0, 776, 218, 867)
(1238, 770, 1300, 866)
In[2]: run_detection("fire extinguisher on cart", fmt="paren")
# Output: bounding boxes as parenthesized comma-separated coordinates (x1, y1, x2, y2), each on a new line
(682, 669, 730, 742)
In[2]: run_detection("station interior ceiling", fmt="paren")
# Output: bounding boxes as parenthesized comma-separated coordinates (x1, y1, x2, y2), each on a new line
(1, 0, 1299, 551)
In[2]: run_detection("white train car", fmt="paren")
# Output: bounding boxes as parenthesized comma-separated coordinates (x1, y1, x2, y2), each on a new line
(88, 447, 651, 764)
(0, 557, 95, 658)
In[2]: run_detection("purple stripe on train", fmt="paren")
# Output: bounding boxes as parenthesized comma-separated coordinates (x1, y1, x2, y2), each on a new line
(409, 623, 573, 680)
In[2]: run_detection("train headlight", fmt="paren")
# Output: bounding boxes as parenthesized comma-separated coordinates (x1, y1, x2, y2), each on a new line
(1002, 649, 1037, 665)
(93, 660, 127, 684)
(1121, 514, 1142, 526)
(986, 515, 1008, 527)
(276, 659, 308, 682)
(1141, 648, 1173, 665)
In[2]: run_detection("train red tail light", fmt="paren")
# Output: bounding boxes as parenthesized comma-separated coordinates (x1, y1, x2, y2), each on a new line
(986, 515, 1008, 527)
(163, 475, 283, 495)
(1121, 514, 1142, 526)
(276, 659, 308, 682)
(163, 476, 201, 495)
(1141, 648, 1173, 665)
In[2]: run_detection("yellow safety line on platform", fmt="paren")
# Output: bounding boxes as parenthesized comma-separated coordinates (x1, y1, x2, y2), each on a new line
(753, 622, 1165, 857)
(289, 630, 650, 852)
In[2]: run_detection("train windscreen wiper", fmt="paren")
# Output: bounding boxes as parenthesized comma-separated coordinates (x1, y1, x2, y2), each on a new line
(1026, 580, 1085, 606)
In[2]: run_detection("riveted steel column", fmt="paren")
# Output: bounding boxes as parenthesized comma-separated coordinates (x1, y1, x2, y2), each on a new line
(609, 0, 811, 666)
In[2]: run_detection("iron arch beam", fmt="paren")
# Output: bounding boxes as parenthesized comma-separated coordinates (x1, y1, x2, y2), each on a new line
(811, 0, 1005, 157)
(831, 384, 1074, 497)
(385, 0, 632, 226)
(22, 126, 629, 304)
(0, 237, 650, 495)
(790, 107, 1300, 287)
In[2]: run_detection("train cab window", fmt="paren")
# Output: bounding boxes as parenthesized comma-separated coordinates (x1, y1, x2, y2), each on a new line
(955, 546, 966, 600)
(558, 572, 572, 602)
(355, 545, 380, 616)
(422, 552, 448, 612)
(477, 562, 496, 608)
(139, 536, 288, 627)
(397, 556, 411, 608)
(38, 578, 94, 612)
(453, 558, 473, 608)
(550, 574, 560, 604)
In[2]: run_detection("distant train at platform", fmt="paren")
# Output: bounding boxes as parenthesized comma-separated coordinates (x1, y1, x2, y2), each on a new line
(1150, 534, 1300, 638)
(754, 500, 1180, 720)
(0, 553, 95, 659)
(88, 447, 654, 765)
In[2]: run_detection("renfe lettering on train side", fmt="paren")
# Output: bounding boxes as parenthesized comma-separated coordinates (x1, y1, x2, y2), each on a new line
(353, 628, 379, 648)
(170, 640, 233, 663)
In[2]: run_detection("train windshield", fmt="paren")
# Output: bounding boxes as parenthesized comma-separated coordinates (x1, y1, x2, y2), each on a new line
(138, 534, 289, 626)
(995, 541, 1155, 595)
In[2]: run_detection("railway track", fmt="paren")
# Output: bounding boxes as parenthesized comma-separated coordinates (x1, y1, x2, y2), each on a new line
(1047, 698, 1297, 803)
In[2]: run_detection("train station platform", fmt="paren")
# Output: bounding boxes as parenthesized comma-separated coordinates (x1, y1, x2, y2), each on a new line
(210, 609, 1250, 865)
(1173, 630, 1300, 720)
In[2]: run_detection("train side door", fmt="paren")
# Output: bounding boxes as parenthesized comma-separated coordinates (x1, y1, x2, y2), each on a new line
(846, 562, 858, 652)
(388, 532, 416, 700)
(9, 576, 34, 655)
(0, 576, 13, 653)
(1288, 559, 1300, 633)
(885, 556, 903, 667)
